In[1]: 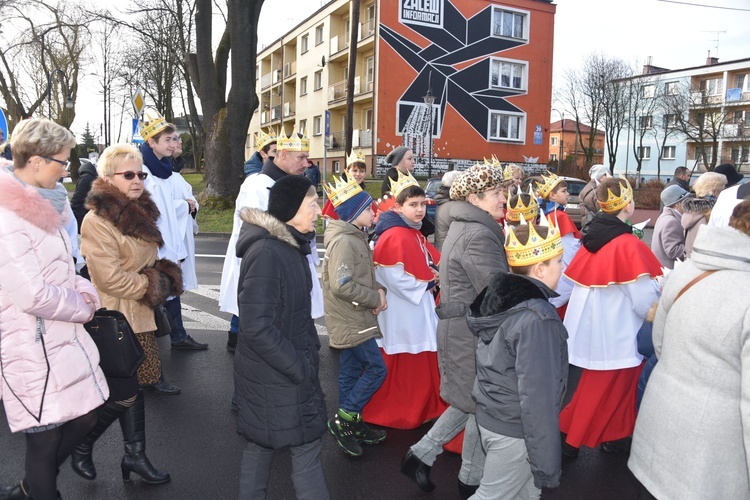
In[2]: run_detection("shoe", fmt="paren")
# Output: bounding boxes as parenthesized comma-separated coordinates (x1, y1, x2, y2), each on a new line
(71, 400, 129, 480)
(400, 449, 435, 492)
(458, 479, 479, 499)
(119, 391, 171, 484)
(327, 411, 363, 457)
(601, 437, 631, 454)
(353, 418, 386, 445)
(227, 332, 238, 352)
(0, 480, 28, 500)
(171, 335, 208, 350)
(562, 442, 579, 458)
(149, 375, 181, 395)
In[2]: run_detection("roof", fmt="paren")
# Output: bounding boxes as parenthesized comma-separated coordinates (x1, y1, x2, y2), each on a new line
(550, 120, 604, 135)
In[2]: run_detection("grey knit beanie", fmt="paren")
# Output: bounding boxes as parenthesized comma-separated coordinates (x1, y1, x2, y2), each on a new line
(385, 146, 411, 168)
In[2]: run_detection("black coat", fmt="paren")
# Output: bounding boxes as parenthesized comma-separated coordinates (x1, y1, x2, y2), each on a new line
(71, 159, 98, 232)
(234, 208, 327, 449)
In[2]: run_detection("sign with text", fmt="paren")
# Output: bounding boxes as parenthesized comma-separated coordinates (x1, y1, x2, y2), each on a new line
(399, 0, 443, 29)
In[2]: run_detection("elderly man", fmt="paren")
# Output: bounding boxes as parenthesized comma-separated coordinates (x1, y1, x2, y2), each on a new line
(652, 185, 691, 269)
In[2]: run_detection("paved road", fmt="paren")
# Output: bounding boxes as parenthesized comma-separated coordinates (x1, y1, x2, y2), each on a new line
(0, 234, 648, 499)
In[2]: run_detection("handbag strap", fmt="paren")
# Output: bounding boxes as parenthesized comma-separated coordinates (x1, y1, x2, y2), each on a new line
(674, 270, 717, 302)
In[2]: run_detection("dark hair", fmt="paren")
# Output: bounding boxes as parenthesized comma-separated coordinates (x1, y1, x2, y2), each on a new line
(674, 166, 688, 177)
(508, 225, 551, 275)
(396, 185, 425, 205)
(151, 123, 177, 142)
(348, 161, 367, 171)
(261, 141, 277, 154)
(549, 179, 567, 196)
(596, 178, 628, 201)
(729, 199, 750, 237)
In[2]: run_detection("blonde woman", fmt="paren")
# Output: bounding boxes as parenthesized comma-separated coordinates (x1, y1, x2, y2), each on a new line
(681, 171, 727, 257)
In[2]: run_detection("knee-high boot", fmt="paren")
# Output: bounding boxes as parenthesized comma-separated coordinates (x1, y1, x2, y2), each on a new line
(70, 399, 129, 480)
(118, 390, 170, 484)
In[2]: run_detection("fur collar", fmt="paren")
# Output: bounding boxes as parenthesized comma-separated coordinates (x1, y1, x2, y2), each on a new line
(682, 195, 716, 214)
(238, 208, 299, 249)
(85, 178, 164, 246)
(0, 168, 62, 233)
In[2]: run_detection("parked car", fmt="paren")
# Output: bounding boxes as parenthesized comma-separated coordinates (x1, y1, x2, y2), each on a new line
(424, 177, 441, 223)
(522, 175, 587, 228)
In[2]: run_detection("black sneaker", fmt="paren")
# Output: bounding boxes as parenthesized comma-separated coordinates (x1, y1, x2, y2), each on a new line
(171, 335, 208, 350)
(353, 418, 386, 444)
(227, 332, 238, 352)
(327, 413, 363, 457)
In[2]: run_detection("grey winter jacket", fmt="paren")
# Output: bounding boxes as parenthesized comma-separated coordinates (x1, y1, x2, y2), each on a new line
(433, 186, 458, 251)
(651, 206, 686, 269)
(468, 273, 568, 490)
(322, 220, 385, 349)
(436, 201, 508, 412)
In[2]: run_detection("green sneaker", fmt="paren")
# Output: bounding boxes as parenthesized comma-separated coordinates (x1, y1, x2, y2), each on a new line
(327, 410, 363, 457)
(353, 418, 387, 445)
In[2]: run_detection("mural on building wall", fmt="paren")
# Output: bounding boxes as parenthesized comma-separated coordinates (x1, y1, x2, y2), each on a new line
(382, 0, 529, 153)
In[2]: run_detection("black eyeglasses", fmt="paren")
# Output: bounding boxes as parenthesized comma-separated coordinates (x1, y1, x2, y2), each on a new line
(113, 171, 149, 180)
(41, 156, 70, 169)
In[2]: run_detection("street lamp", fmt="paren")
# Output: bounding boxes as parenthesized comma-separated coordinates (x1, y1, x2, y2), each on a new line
(423, 70, 435, 179)
(47, 68, 74, 119)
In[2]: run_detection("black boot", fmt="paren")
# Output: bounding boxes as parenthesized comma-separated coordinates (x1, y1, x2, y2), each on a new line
(226, 331, 237, 352)
(0, 480, 29, 500)
(119, 390, 170, 484)
(71, 399, 129, 480)
(458, 479, 479, 499)
(400, 449, 435, 492)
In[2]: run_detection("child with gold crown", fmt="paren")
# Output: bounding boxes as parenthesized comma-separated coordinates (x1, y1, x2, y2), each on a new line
(559, 176, 662, 457)
(466, 218, 568, 498)
(362, 171, 447, 429)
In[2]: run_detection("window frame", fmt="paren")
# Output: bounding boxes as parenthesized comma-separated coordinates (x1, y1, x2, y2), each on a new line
(491, 6, 528, 41)
(488, 111, 524, 142)
(665, 81, 679, 95)
(638, 146, 651, 160)
(300, 76, 308, 96)
(642, 84, 655, 98)
(489, 57, 527, 91)
(313, 115, 322, 136)
(299, 119, 307, 135)
(551, 136, 558, 146)
(314, 70, 323, 91)
(639, 115, 653, 129)
(664, 113, 677, 129)
(662, 145, 676, 160)
(315, 24, 324, 46)
(301, 34, 309, 54)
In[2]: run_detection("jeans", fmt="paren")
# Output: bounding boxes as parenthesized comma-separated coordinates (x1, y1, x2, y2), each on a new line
(238, 439, 329, 500)
(470, 427, 540, 500)
(230, 315, 239, 335)
(164, 296, 187, 343)
(410, 406, 485, 485)
(338, 338, 387, 414)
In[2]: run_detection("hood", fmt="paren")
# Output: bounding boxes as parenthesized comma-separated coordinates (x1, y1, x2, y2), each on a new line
(450, 201, 506, 242)
(581, 212, 632, 253)
(373, 209, 411, 236)
(324, 219, 368, 248)
(78, 159, 98, 177)
(466, 273, 556, 344)
(0, 167, 62, 233)
(681, 211, 706, 232)
(691, 224, 750, 273)
(236, 208, 299, 258)
(433, 186, 451, 205)
(681, 195, 716, 214)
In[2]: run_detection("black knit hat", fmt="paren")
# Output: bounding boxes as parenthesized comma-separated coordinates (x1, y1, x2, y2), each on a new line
(268, 175, 314, 222)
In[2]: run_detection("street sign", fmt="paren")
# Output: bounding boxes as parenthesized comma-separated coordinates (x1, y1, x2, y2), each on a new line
(0, 107, 8, 142)
(132, 118, 144, 144)
(132, 89, 145, 117)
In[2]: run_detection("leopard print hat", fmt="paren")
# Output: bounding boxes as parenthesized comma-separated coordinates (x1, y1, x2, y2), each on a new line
(449, 163, 504, 201)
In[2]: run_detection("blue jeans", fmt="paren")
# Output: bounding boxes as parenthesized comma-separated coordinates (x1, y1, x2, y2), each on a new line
(165, 296, 187, 344)
(230, 315, 239, 334)
(338, 338, 387, 414)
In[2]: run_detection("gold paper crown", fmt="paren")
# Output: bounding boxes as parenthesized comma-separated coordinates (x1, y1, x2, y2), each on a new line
(254, 128, 277, 150)
(323, 175, 364, 207)
(347, 149, 366, 168)
(504, 221, 563, 267)
(139, 108, 169, 141)
(535, 171, 564, 199)
(503, 163, 519, 182)
(505, 185, 539, 223)
(598, 177, 633, 213)
(389, 171, 420, 199)
(276, 126, 310, 152)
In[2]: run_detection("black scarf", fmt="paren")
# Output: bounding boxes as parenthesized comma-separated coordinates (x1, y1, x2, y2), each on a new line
(261, 157, 287, 182)
(581, 212, 632, 253)
(286, 224, 314, 255)
(139, 142, 173, 179)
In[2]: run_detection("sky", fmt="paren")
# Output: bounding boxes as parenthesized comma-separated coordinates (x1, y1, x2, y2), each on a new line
(68, 0, 750, 139)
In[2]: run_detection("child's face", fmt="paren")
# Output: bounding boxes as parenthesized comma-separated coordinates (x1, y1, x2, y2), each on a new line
(351, 205, 374, 229)
(534, 254, 564, 290)
(549, 186, 569, 206)
(395, 195, 426, 224)
(347, 165, 366, 185)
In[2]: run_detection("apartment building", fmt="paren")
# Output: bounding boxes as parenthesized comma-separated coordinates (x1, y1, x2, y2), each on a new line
(549, 119, 604, 179)
(608, 56, 750, 179)
(247, 0, 556, 178)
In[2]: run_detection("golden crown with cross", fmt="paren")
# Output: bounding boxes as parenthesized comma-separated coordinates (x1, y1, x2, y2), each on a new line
(598, 177, 633, 213)
(346, 150, 366, 168)
(535, 171, 564, 199)
(254, 128, 277, 150)
(276, 126, 310, 152)
(505, 185, 539, 223)
(323, 175, 364, 208)
(389, 170, 420, 199)
(504, 218, 563, 267)
(139, 108, 170, 142)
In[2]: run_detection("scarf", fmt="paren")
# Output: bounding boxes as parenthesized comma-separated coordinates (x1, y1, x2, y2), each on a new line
(581, 212, 632, 253)
(139, 142, 173, 179)
(285, 224, 314, 255)
(261, 157, 287, 182)
(399, 212, 423, 231)
(4, 164, 68, 214)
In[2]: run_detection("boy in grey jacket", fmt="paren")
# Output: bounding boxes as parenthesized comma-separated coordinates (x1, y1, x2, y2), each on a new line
(322, 177, 388, 458)
(467, 223, 568, 499)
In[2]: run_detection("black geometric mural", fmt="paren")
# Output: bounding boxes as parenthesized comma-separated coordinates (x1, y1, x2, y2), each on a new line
(382, 1, 527, 140)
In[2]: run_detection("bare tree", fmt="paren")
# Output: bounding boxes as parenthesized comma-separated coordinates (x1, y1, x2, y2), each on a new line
(651, 80, 683, 180)
(601, 60, 634, 173)
(627, 78, 658, 183)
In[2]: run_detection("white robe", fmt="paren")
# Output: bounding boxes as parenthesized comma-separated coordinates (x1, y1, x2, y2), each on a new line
(563, 275, 659, 370)
(374, 265, 439, 355)
(707, 185, 741, 228)
(550, 232, 580, 308)
(142, 166, 198, 291)
(218, 172, 324, 318)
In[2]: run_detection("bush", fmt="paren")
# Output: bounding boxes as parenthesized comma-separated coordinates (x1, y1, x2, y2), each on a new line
(628, 176, 665, 209)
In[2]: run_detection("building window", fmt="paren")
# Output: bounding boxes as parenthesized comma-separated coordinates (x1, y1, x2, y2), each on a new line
(664, 113, 677, 129)
(492, 7, 526, 40)
(366, 57, 374, 91)
(700, 78, 723, 96)
(735, 74, 750, 92)
(731, 147, 750, 163)
(490, 59, 525, 90)
(489, 112, 522, 141)
(641, 84, 655, 98)
(550, 153, 557, 162)
(551, 136, 558, 146)
(315, 24, 324, 46)
(639, 115, 653, 129)
(665, 81, 679, 95)
(638, 146, 651, 160)
(313, 115, 322, 136)
(299, 119, 307, 135)
(364, 108, 373, 129)
(662, 146, 676, 160)
(300, 77, 308, 95)
(301, 34, 309, 53)
(314, 70, 323, 91)
(333, 160, 341, 173)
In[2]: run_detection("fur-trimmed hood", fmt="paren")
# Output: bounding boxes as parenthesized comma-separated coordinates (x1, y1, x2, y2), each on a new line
(235, 208, 299, 258)
(0, 167, 62, 233)
(85, 178, 163, 246)
(682, 195, 716, 214)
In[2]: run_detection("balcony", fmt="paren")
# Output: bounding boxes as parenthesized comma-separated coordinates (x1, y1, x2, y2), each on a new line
(328, 78, 361, 103)
(326, 129, 373, 150)
(329, 35, 349, 59)
(283, 102, 295, 118)
(272, 69, 282, 85)
(283, 61, 296, 79)
(723, 123, 748, 139)
(361, 18, 375, 38)
(260, 72, 273, 89)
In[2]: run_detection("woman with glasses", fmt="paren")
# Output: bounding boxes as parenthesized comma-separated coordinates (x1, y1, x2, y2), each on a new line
(76, 143, 182, 485)
(0, 119, 108, 500)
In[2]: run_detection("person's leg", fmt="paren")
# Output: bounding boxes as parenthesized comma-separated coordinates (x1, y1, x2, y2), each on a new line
(290, 439, 330, 500)
(55, 408, 99, 469)
(119, 389, 170, 484)
(238, 441, 274, 500)
(471, 426, 540, 500)
(458, 414, 486, 486)
(227, 315, 239, 352)
(410, 406, 469, 465)
(341, 339, 387, 414)
(25, 427, 63, 500)
(71, 398, 133, 480)
(329, 348, 365, 456)
(166, 296, 208, 350)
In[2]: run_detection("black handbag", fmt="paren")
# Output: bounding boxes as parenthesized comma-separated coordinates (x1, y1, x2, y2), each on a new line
(84, 309, 145, 378)
(154, 304, 177, 338)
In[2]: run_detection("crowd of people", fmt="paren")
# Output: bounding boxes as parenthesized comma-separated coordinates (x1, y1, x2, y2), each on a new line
(1, 114, 750, 499)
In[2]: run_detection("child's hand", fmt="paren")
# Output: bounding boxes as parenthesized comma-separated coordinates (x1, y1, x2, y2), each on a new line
(372, 289, 388, 314)
(431, 268, 440, 285)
